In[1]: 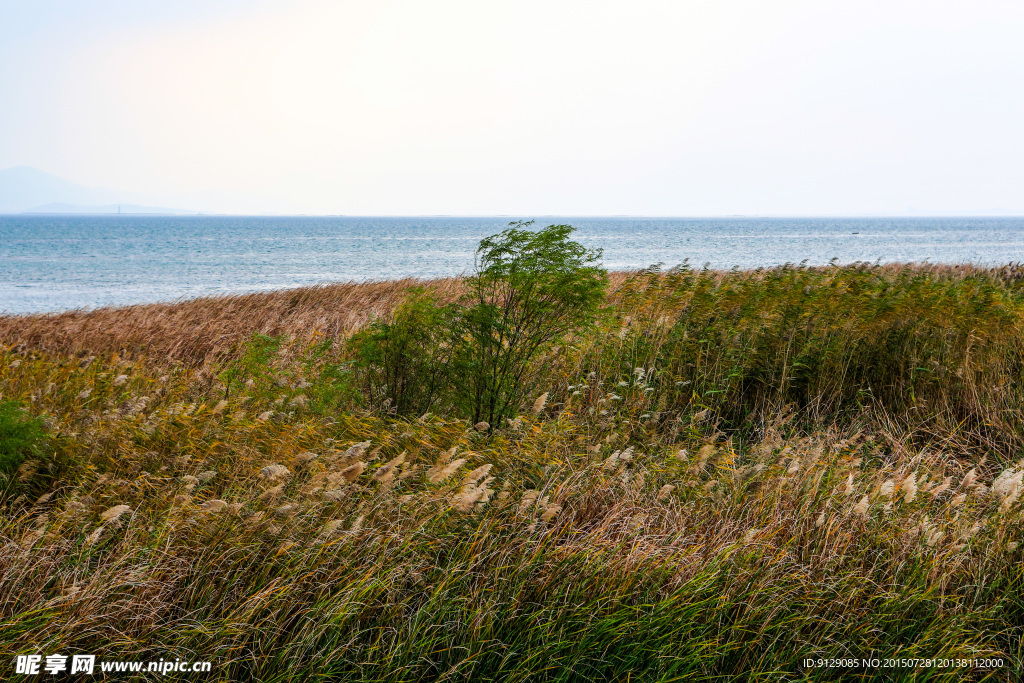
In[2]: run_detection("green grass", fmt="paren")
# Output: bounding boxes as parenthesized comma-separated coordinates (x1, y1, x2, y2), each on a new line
(0, 399, 48, 485)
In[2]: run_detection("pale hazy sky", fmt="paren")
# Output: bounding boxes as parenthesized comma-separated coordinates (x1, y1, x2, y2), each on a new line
(2, 0, 1023, 215)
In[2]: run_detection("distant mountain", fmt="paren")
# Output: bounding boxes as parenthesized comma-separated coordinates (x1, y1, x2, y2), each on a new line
(0, 166, 195, 214)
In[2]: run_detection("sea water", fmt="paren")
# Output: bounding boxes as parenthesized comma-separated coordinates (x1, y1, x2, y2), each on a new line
(2, 215, 1024, 314)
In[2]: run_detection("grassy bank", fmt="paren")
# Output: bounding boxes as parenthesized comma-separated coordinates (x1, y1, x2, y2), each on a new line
(2, 262, 1023, 681)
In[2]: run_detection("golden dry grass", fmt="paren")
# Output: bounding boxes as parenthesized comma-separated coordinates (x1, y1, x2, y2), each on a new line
(0, 278, 460, 366)
(0, 274, 641, 367)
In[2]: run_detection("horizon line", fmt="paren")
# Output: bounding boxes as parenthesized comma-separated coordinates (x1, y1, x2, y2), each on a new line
(4, 212, 1024, 219)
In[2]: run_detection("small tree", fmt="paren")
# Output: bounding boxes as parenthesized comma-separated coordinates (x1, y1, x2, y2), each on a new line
(458, 222, 607, 426)
(348, 223, 606, 424)
(350, 288, 458, 416)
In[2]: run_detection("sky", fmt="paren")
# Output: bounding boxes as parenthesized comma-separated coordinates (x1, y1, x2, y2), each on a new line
(1, 0, 1023, 215)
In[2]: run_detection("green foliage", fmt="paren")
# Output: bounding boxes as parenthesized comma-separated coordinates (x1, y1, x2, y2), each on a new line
(215, 333, 359, 417)
(457, 222, 607, 426)
(298, 337, 361, 416)
(349, 223, 608, 425)
(350, 289, 458, 415)
(218, 333, 283, 400)
(0, 400, 47, 488)
(565, 262, 1024, 453)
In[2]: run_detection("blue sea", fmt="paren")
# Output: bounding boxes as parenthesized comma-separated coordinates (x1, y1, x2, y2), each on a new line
(2, 215, 1024, 315)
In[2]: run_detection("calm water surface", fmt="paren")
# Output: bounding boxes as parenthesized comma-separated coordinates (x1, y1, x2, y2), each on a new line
(2, 215, 1024, 314)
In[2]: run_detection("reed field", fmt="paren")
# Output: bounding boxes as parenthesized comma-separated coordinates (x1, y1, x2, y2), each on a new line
(3, 257, 1024, 681)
